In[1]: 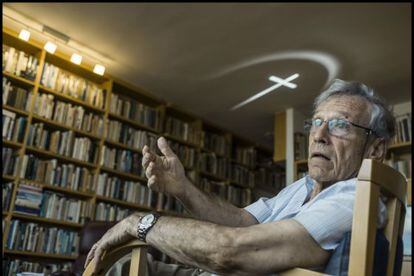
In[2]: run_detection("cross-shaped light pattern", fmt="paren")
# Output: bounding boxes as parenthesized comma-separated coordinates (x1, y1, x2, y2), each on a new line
(230, 73, 299, 111)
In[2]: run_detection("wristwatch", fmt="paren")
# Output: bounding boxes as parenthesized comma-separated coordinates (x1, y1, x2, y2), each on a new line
(137, 213, 160, 242)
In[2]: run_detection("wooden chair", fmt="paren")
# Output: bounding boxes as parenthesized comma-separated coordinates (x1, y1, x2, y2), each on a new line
(280, 159, 407, 276)
(83, 159, 407, 276)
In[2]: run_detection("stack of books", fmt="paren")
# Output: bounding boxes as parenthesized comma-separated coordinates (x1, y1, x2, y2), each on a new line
(3, 77, 32, 111)
(100, 146, 142, 175)
(3, 45, 38, 80)
(294, 132, 309, 161)
(2, 182, 13, 211)
(39, 191, 92, 223)
(165, 117, 199, 145)
(6, 220, 80, 256)
(2, 110, 27, 143)
(13, 184, 42, 216)
(3, 259, 72, 276)
(110, 93, 159, 130)
(233, 146, 257, 168)
(106, 119, 158, 151)
(200, 131, 230, 157)
(392, 113, 412, 144)
(41, 63, 105, 109)
(3, 147, 20, 176)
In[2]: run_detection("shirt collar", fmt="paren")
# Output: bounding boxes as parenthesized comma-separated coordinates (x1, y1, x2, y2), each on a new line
(304, 174, 315, 194)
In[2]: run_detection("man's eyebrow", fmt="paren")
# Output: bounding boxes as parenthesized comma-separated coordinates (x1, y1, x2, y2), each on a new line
(313, 111, 351, 118)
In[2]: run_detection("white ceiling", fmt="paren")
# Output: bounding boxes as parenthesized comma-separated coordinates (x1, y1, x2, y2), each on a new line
(4, 3, 411, 150)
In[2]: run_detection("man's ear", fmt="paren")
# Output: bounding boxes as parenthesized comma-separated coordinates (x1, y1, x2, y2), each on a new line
(365, 137, 387, 161)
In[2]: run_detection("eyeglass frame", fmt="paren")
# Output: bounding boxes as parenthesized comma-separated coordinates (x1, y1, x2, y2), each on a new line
(303, 117, 377, 137)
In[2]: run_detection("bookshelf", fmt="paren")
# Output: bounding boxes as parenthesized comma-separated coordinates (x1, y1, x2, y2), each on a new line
(3, 27, 284, 271)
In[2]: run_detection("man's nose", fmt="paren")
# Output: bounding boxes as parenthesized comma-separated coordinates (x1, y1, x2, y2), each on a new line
(312, 122, 330, 144)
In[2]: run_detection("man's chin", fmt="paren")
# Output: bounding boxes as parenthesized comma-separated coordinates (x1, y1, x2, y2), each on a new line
(308, 170, 334, 183)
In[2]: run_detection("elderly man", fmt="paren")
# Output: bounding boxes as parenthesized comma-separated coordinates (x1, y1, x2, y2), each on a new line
(85, 79, 395, 275)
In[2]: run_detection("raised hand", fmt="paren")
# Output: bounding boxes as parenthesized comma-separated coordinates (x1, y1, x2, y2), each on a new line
(142, 137, 188, 198)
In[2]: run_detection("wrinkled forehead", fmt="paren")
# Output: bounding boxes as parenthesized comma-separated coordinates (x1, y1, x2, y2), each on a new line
(314, 95, 372, 124)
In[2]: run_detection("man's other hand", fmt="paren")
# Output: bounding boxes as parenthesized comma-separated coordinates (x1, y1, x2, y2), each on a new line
(142, 136, 188, 198)
(84, 214, 141, 273)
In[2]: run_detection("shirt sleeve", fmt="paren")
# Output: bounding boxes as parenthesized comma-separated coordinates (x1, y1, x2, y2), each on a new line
(293, 188, 356, 251)
(244, 197, 274, 223)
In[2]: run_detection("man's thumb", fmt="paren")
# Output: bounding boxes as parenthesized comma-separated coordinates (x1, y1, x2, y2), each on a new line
(158, 137, 176, 157)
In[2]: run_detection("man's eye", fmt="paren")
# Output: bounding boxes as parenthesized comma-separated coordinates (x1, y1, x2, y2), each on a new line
(335, 120, 348, 129)
(313, 119, 323, 126)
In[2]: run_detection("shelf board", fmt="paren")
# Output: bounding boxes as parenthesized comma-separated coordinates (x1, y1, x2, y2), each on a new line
(3, 211, 9, 216)
(95, 195, 153, 211)
(230, 159, 256, 170)
(163, 133, 199, 148)
(100, 166, 146, 182)
(254, 184, 280, 194)
(20, 179, 94, 199)
(25, 146, 98, 169)
(198, 171, 228, 182)
(388, 141, 411, 150)
(2, 175, 16, 182)
(3, 249, 78, 260)
(295, 159, 308, 165)
(11, 213, 83, 229)
(229, 180, 251, 189)
(38, 85, 105, 114)
(3, 71, 36, 87)
(2, 104, 30, 116)
(105, 139, 143, 154)
(31, 115, 102, 141)
(200, 147, 229, 159)
(108, 112, 159, 134)
(3, 139, 23, 149)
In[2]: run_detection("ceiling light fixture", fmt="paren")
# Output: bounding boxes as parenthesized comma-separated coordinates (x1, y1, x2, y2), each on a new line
(71, 53, 83, 65)
(44, 41, 57, 54)
(231, 73, 299, 111)
(3, 6, 112, 71)
(18, 29, 30, 41)
(93, 64, 105, 76)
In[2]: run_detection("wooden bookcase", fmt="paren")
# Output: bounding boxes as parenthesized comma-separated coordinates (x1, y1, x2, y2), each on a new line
(2, 27, 283, 270)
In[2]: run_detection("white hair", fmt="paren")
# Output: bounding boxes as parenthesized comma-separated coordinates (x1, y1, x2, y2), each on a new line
(314, 79, 396, 142)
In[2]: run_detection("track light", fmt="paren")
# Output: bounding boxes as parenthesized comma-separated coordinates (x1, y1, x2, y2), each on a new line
(44, 41, 57, 54)
(93, 64, 105, 76)
(71, 53, 82, 65)
(18, 29, 30, 41)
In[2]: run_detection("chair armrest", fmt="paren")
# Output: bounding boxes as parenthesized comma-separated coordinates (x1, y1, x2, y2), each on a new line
(83, 240, 148, 276)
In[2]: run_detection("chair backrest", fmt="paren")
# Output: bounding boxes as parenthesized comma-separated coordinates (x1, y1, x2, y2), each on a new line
(348, 159, 407, 276)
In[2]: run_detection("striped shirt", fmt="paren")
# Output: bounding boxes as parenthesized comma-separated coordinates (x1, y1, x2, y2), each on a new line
(244, 175, 387, 250)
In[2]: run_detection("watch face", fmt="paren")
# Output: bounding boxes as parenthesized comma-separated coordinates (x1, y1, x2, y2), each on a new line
(142, 214, 155, 226)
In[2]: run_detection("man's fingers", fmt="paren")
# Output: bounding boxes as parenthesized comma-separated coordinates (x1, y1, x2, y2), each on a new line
(85, 243, 98, 268)
(157, 137, 176, 158)
(142, 151, 155, 167)
(148, 175, 157, 189)
(148, 175, 157, 186)
(142, 145, 149, 155)
(93, 247, 105, 273)
(145, 161, 155, 179)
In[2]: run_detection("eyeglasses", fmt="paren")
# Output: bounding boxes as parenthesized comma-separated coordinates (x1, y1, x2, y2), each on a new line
(304, 118, 375, 137)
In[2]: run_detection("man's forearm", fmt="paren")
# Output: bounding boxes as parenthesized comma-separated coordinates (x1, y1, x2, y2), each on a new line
(145, 215, 235, 274)
(178, 178, 257, 227)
